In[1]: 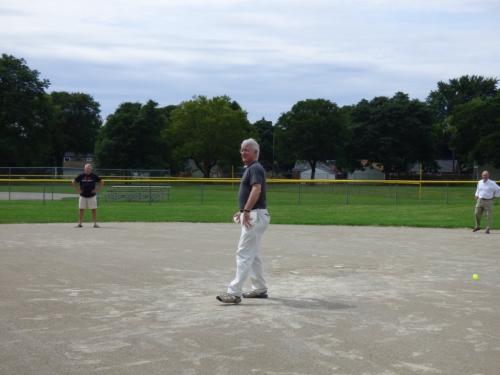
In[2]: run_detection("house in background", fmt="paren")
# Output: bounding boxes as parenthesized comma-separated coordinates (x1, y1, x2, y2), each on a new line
(293, 160, 386, 180)
(408, 160, 456, 175)
(293, 160, 337, 179)
(348, 162, 385, 180)
(62, 152, 94, 176)
(182, 159, 225, 178)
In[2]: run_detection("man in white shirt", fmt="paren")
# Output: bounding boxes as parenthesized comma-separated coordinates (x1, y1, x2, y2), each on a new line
(473, 170, 500, 234)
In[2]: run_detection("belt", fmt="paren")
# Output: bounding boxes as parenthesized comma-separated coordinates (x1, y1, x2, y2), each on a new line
(479, 197, 494, 200)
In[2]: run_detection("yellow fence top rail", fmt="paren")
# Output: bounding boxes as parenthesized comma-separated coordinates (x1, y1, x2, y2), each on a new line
(0, 178, 478, 185)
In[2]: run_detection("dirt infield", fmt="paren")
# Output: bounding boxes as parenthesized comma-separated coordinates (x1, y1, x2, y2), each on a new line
(1, 223, 499, 375)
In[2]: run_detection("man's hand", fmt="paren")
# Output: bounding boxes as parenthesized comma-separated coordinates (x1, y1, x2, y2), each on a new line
(241, 211, 253, 228)
(233, 212, 241, 224)
(72, 181, 79, 193)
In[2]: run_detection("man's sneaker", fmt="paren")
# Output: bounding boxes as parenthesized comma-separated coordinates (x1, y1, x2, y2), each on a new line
(76, 223, 83, 228)
(216, 292, 241, 304)
(485, 228, 490, 234)
(242, 290, 268, 298)
(472, 227, 480, 232)
(93, 223, 100, 228)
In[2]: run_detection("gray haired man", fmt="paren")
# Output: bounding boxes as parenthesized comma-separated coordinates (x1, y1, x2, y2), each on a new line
(72, 164, 103, 228)
(217, 138, 271, 304)
(473, 170, 500, 234)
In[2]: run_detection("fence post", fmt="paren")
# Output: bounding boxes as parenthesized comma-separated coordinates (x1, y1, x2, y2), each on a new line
(297, 183, 301, 205)
(200, 184, 204, 204)
(395, 184, 398, 205)
(51, 183, 54, 201)
(43, 183, 46, 205)
(8, 167, 11, 201)
(149, 182, 152, 205)
(345, 183, 349, 205)
(445, 184, 449, 204)
(231, 165, 235, 190)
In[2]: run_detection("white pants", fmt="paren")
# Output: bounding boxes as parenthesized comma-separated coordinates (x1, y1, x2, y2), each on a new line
(475, 198, 493, 229)
(228, 209, 270, 297)
(79, 196, 97, 209)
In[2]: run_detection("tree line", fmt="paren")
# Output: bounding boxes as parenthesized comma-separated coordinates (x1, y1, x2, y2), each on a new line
(1, 54, 499, 178)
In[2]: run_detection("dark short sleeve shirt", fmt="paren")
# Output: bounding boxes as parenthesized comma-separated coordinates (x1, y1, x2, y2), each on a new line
(238, 161, 266, 210)
(75, 173, 101, 197)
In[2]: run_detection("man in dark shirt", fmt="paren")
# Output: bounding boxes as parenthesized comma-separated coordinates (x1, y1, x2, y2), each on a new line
(72, 164, 103, 228)
(217, 138, 270, 304)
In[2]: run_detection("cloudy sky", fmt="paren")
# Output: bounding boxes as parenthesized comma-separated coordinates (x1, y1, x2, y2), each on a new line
(1, 0, 499, 122)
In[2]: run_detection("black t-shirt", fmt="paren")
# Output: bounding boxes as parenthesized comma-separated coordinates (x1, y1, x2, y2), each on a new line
(75, 173, 101, 197)
(238, 161, 267, 210)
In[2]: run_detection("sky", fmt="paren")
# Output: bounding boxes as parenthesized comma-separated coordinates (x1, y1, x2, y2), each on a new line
(1, 0, 499, 123)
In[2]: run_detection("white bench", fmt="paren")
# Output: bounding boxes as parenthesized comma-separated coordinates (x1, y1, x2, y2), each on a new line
(105, 185, 170, 202)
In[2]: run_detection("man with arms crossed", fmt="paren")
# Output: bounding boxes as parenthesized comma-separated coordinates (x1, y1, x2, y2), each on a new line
(473, 170, 500, 234)
(217, 139, 271, 304)
(72, 164, 104, 228)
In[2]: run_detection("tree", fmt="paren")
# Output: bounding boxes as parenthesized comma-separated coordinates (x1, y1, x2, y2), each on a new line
(168, 96, 252, 177)
(427, 75, 498, 163)
(349, 92, 434, 175)
(276, 99, 348, 179)
(450, 93, 500, 168)
(95, 100, 169, 169)
(49, 92, 102, 168)
(252, 118, 274, 172)
(0, 54, 51, 166)
(427, 75, 498, 122)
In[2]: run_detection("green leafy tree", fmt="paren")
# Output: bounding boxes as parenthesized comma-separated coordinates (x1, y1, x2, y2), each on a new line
(427, 75, 498, 122)
(252, 118, 274, 172)
(450, 93, 500, 168)
(49, 92, 101, 168)
(168, 96, 251, 177)
(350, 92, 434, 175)
(427, 75, 498, 163)
(95, 100, 169, 169)
(276, 99, 348, 179)
(0, 54, 51, 166)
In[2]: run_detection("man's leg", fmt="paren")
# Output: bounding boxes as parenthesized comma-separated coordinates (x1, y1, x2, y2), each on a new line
(249, 253, 267, 292)
(90, 197, 99, 227)
(78, 209, 84, 225)
(484, 201, 493, 232)
(77, 196, 85, 227)
(249, 211, 270, 292)
(227, 228, 258, 297)
(475, 202, 484, 230)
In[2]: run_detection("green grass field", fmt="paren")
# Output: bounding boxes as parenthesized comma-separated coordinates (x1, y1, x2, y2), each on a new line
(1, 182, 495, 228)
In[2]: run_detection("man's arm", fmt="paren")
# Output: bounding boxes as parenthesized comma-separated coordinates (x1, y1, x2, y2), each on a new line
(241, 184, 261, 228)
(243, 184, 261, 211)
(96, 179, 104, 193)
(72, 178, 80, 193)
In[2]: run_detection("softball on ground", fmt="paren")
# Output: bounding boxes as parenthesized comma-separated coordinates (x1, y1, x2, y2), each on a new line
(472, 273, 480, 281)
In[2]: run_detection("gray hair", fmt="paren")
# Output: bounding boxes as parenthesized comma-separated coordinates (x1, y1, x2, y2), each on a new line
(241, 138, 260, 158)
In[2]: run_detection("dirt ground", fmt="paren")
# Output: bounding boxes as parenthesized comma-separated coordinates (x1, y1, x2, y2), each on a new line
(1, 222, 499, 375)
